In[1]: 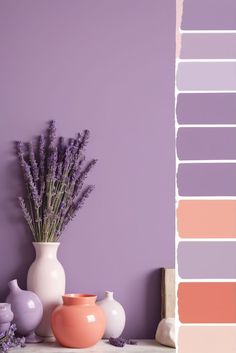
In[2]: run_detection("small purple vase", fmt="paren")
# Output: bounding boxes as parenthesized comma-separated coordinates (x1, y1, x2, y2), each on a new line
(0, 303, 14, 334)
(6, 279, 43, 343)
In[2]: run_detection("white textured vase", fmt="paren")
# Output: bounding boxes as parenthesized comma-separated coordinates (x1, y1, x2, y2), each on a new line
(27, 242, 65, 337)
(97, 291, 126, 338)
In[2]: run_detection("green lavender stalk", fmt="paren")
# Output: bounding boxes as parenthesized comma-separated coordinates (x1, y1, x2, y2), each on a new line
(17, 121, 97, 242)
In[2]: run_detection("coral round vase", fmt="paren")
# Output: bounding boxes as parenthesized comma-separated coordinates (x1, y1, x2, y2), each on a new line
(51, 294, 106, 348)
(27, 242, 65, 337)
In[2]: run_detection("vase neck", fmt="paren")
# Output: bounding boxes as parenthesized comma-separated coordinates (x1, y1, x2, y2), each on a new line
(63, 294, 97, 306)
(105, 291, 114, 300)
(8, 279, 21, 293)
(33, 242, 60, 259)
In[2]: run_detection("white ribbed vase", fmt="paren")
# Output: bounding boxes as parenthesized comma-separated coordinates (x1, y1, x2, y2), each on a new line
(27, 242, 65, 337)
(97, 291, 126, 338)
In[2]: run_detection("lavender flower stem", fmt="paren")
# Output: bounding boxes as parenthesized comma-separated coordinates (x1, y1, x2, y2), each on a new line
(17, 121, 96, 242)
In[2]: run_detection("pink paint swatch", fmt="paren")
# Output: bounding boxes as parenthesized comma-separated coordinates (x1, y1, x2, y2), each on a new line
(179, 326, 236, 353)
(177, 200, 236, 238)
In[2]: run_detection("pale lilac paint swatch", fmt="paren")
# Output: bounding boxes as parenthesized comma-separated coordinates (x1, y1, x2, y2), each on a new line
(177, 63, 236, 91)
(177, 128, 236, 160)
(181, 34, 236, 59)
(178, 242, 236, 279)
(181, 0, 236, 30)
(177, 164, 236, 196)
(177, 93, 236, 124)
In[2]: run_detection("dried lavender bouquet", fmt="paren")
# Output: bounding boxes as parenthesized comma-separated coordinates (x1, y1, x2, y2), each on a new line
(16, 121, 97, 242)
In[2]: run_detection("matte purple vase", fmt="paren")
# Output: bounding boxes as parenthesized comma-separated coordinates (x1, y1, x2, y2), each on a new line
(0, 303, 14, 334)
(6, 279, 43, 343)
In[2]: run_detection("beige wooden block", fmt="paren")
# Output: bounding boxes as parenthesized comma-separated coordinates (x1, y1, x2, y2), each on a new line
(161, 268, 176, 319)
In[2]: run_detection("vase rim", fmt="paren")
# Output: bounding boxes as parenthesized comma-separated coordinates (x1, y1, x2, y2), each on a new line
(8, 279, 20, 289)
(105, 290, 113, 295)
(63, 294, 97, 306)
(0, 303, 11, 310)
(32, 242, 60, 245)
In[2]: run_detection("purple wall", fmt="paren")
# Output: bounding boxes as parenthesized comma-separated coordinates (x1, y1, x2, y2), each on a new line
(0, 0, 175, 338)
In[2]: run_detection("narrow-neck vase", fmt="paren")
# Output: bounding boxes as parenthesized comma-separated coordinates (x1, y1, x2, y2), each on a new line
(97, 291, 126, 338)
(27, 242, 65, 337)
(6, 279, 43, 342)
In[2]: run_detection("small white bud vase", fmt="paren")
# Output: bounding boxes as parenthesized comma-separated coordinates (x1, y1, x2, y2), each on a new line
(97, 291, 126, 338)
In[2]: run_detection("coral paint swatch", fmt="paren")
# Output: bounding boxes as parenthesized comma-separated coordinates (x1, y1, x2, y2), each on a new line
(179, 326, 236, 353)
(178, 283, 236, 323)
(177, 200, 236, 238)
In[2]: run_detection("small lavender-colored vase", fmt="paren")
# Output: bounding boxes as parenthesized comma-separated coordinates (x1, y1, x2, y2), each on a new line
(6, 279, 43, 343)
(0, 303, 14, 334)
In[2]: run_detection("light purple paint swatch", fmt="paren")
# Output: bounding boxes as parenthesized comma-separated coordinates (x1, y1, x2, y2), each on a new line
(177, 128, 236, 160)
(176, 93, 236, 124)
(177, 164, 236, 196)
(178, 242, 236, 279)
(177, 63, 236, 91)
(181, 34, 236, 59)
(181, 0, 236, 30)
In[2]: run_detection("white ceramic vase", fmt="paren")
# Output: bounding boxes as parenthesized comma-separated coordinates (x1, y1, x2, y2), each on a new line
(97, 291, 126, 338)
(27, 242, 65, 337)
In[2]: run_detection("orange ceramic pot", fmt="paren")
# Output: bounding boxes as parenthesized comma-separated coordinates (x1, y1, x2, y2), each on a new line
(51, 294, 106, 348)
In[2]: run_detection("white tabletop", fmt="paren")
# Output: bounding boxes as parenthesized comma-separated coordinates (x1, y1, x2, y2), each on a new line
(14, 340, 175, 353)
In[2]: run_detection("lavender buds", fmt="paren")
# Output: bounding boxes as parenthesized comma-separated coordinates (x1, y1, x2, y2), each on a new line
(0, 324, 25, 353)
(16, 121, 97, 242)
(108, 337, 137, 347)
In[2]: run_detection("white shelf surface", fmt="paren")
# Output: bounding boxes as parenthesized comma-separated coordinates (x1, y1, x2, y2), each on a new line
(15, 340, 175, 353)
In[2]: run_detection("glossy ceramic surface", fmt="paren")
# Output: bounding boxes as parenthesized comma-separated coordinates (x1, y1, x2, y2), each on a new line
(6, 279, 43, 343)
(27, 242, 65, 337)
(51, 294, 106, 348)
(0, 303, 14, 334)
(97, 291, 126, 338)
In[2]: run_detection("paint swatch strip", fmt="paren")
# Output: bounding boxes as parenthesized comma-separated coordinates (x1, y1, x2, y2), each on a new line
(179, 326, 236, 353)
(177, 127, 236, 160)
(181, 34, 236, 59)
(178, 282, 236, 323)
(177, 2, 236, 349)
(178, 242, 236, 278)
(176, 93, 236, 125)
(177, 163, 236, 196)
(177, 200, 236, 238)
(177, 62, 236, 91)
